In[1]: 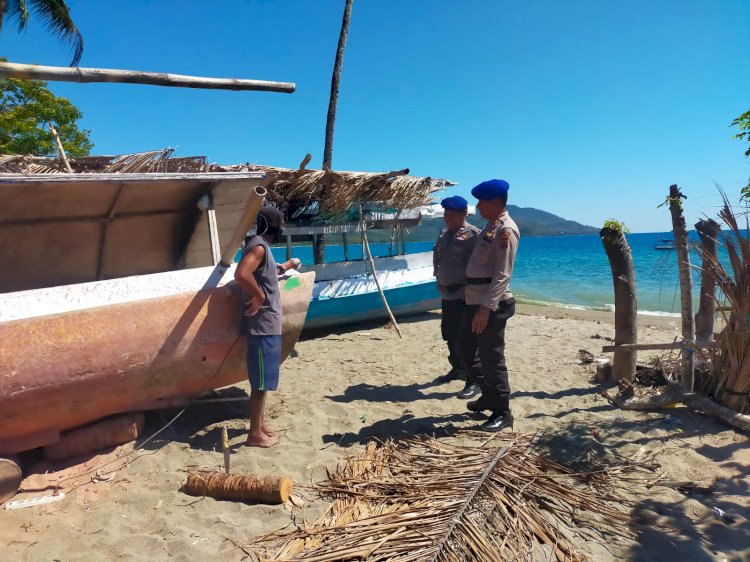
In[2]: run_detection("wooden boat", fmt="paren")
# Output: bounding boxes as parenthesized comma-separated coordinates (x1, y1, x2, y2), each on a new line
(0, 169, 313, 455)
(302, 251, 440, 330)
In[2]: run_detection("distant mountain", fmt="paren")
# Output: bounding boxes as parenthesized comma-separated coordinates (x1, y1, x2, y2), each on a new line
(391, 205, 598, 242)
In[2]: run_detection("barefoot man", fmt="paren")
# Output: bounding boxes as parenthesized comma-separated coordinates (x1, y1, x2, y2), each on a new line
(235, 206, 285, 448)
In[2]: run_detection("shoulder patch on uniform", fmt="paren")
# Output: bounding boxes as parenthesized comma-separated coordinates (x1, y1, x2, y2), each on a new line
(482, 218, 503, 242)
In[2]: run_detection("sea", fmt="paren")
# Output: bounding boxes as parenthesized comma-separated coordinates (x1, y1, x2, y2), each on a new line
(266, 231, 725, 317)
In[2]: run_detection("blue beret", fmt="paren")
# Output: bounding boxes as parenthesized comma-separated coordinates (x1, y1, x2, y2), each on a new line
(440, 195, 468, 211)
(471, 179, 510, 201)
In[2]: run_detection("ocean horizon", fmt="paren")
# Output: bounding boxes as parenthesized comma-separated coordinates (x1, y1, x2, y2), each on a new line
(268, 231, 728, 317)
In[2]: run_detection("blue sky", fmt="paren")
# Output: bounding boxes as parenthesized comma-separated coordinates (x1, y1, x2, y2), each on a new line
(1, 0, 748, 232)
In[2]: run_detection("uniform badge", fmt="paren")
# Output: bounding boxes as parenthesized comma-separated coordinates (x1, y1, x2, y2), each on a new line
(455, 226, 472, 241)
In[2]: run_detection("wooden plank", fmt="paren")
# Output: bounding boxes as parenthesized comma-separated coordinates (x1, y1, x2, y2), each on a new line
(602, 341, 719, 353)
(0, 172, 265, 184)
(0, 62, 295, 93)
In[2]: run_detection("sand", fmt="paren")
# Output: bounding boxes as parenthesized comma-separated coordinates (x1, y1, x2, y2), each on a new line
(2, 305, 749, 561)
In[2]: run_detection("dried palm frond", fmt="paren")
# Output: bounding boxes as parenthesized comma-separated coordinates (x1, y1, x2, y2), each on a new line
(250, 432, 650, 561)
(0, 151, 444, 215)
(701, 194, 750, 413)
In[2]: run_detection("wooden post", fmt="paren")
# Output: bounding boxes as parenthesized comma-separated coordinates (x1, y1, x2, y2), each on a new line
(285, 235, 293, 261)
(600, 225, 637, 381)
(360, 204, 402, 338)
(342, 232, 350, 261)
(47, 122, 73, 173)
(668, 185, 695, 392)
(0, 61, 295, 93)
(695, 218, 720, 342)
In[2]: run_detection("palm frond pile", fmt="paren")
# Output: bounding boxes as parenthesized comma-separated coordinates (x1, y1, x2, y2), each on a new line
(251, 432, 650, 562)
(701, 196, 750, 413)
(0, 150, 445, 216)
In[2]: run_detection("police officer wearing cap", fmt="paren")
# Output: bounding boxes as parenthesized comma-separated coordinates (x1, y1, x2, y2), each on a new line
(456, 179, 520, 432)
(432, 196, 481, 386)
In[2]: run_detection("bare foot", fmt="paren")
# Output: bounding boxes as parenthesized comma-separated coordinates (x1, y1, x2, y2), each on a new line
(262, 424, 276, 437)
(245, 431, 279, 448)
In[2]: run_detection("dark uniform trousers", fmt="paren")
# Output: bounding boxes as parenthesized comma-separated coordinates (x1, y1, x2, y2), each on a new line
(440, 299, 474, 375)
(456, 299, 516, 412)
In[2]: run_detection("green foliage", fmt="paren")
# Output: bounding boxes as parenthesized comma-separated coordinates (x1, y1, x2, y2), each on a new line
(0, 61, 92, 157)
(731, 110, 750, 158)
(602, 219, 630, 235)
(1, 0, 84, 65)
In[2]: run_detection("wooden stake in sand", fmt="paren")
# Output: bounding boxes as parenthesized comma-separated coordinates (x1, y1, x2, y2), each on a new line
(600, 222, 637, 381)
(694, 218, 721, 342)
(183, 471, 292, 504)
(667, 185, 695, 392)
(359, 204, 403, 338)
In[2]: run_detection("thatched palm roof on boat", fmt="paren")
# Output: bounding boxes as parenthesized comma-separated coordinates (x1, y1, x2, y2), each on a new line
(0, 150, 449, 292)
(0, 149, 449, 213)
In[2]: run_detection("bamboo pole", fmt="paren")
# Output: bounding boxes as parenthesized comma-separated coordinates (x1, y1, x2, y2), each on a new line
(0, 62, 295, 93)
(694, 218, 720, 342)
(668, 185, 695, 392)
(359, 203, 402, 338)
(47, 122, 73, 172)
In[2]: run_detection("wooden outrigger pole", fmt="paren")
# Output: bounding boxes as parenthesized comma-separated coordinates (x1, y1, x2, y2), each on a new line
(0, 62, 295, 93)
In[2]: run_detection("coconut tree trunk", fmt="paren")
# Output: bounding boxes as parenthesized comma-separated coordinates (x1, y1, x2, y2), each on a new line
(668, 185, 695, 392)
(695, 218, 720, 342)
(313, 0, 354, 265)
(600, 226, 638, 381)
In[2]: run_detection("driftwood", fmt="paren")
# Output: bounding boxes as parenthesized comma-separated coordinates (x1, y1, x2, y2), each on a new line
(694, 218, 720, 342)
(600, 226, 637, 380)
(602, 382, 750, 432)
(668, 185, 695, 391)
(0, 62, 295, 93)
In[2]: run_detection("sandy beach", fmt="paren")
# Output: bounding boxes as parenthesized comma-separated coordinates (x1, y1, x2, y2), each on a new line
(2, 305, 749, 561)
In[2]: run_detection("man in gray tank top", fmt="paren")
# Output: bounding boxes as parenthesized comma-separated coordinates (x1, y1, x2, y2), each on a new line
(234, 207, 285, 447)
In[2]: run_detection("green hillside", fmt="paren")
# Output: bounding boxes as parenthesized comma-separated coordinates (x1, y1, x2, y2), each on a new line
(364, 205, 598, 243)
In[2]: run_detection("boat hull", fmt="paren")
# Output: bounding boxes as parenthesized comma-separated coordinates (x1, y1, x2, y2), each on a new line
(302, 252, 441, 330)
(0, 268, 314, 455)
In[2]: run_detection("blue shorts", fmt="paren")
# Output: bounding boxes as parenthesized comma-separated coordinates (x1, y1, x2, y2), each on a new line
(246, 335, 281, 391)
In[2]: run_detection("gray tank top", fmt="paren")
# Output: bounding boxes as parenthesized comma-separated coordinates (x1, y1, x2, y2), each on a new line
(241, 236, 282, 336)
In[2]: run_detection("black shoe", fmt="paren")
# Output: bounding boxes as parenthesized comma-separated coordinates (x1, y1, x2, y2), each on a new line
(437, 369, 461, 383)
(457, 383, 480, 399)
(479, 410, 514, 432)
(467, 398, 493, 413)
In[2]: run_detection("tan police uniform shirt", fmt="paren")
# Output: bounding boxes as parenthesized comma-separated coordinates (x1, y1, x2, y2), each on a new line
(432, 222, 481, 301)
(465, 211, 520, 310)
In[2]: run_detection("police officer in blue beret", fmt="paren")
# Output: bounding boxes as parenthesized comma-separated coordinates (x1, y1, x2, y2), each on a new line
(433, 196, 481, 385)
(456, 179, 520, 431)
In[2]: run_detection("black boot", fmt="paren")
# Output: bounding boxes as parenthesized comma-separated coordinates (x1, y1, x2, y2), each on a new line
(457, 382, 480, 399)
(479, 410, 514, 432)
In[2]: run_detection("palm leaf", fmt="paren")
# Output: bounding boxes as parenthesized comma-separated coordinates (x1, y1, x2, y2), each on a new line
(251, 432, 649, 561)
(3, 0, 83, 66)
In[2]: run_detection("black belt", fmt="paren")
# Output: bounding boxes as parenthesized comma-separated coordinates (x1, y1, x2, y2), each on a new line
(444, 283, 466, 293)
(466, 277, 493, 285)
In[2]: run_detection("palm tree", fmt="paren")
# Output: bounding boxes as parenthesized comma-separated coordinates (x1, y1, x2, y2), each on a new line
(313, 0, 354, 264)
(0, 0, 84, 66)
